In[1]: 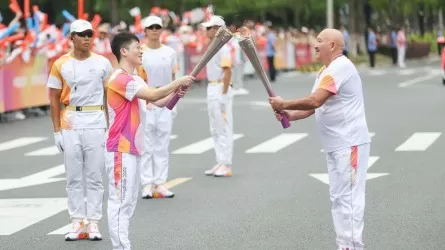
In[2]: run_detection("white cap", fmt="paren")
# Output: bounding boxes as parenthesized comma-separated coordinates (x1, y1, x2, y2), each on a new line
(201, 15, 225, 28)
(143, 16, 163, 28)
(70, 19, 93, 33)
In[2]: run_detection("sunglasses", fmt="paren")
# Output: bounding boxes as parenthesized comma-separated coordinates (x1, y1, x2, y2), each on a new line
(75, 30, 94, 38)
(206, 26, 220, 31)
(146, 25, 162, 30)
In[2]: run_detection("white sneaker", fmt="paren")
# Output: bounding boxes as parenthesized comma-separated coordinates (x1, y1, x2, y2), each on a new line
(65, 221, 88, 241)
(87, 222, 102, 241)
(205, 164, 221, 176)
(214, 165, 232, 177)
(142, 184, 153, 199)
(153, 185, 174, 198)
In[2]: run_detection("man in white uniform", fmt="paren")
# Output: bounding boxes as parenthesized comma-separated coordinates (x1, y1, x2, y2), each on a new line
(47, 20, 112, 241)
(139, 16, 178, 199)
(201, 16, 234, 177)
(269, 28, 371, 250)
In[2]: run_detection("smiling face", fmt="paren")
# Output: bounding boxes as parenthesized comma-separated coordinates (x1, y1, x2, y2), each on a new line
(314, 29, 344, 65)
(71, 30, 94, 52)
(119, 39, 142, 66)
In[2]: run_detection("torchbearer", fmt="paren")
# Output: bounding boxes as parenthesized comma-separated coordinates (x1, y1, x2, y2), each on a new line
(270, 28, 371, 250)
(201, 15, 235, 177)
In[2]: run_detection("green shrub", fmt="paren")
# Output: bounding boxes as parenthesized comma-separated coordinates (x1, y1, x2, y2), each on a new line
(408, 32, 440, 54)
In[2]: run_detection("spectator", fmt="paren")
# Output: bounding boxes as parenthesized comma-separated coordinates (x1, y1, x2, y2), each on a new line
(367, 26, 377, 68)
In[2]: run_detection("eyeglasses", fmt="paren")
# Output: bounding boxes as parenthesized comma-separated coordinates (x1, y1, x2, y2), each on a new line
(75, 30, 94, 38)
(146, 25, 162, 30)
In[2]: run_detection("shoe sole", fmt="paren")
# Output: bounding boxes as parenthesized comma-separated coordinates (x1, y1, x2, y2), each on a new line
(152, 193, 175, 199)
(89, 236, 103, 241)
(142, 195, 153, 199)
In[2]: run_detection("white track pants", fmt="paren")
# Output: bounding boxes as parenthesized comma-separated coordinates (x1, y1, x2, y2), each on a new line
(326, 143, 370, 250)
(105, 151, 140, 250)
(140, 106, 174, 186)
(62, 128, 105, 222)
(207, 83, 233, 165)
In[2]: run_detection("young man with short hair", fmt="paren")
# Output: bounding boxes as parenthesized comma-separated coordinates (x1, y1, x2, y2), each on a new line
(105, 32, 193, 250)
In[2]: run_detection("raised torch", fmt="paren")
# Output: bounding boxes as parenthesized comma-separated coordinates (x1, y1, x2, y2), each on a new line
(237, 30, 291, 129)
(165, 26, 233, 110)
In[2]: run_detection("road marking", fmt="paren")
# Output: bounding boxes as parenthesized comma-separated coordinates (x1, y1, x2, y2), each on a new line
(164, 177, 192, 189)
(309, 156, 387, 185)
(0, 137, 47, 152)
(368, 69, 386, 76)
(172, 134, 244, 154)
(49, 177, 192, 235)
(25, 135, 177, 156)
(0, 165, 65, 191)
(245, 133, 308, 153)
(397, 73, 440, 87)
(25, 146, 59, 156)
(395, 132, 441, 151)
(321, 132, 375, 153)
(398, 69, 415, 75)
(0, 198, 67, 235)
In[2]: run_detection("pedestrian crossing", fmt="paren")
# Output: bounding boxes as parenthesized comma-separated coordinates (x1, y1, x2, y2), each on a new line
(0, 130, 444, 237)
(0, 131, 442, 157)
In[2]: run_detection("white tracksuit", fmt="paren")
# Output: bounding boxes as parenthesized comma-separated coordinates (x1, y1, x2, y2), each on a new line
(206, 44, 234, 165)
(312, 55, 371, 250)
(46, 52, 112, 222)
(139, 45, 178, 187)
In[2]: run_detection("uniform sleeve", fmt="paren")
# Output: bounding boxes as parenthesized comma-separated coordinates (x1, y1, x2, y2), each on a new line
(103, 60, 113, 83)
(108, 74, 146, 101)
(317, 74, 337, 95)
(47, 61, 63, 89)
(220, 46, 232, 68)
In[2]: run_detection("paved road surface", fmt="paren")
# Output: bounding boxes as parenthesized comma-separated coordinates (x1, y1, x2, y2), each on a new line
(1, 60, 445, 250)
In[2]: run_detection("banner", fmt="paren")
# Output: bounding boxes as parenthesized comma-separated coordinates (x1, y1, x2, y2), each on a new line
(1, 55, 49, 113)
(295, 43, 312, 67)
(274, 38, 288, 70)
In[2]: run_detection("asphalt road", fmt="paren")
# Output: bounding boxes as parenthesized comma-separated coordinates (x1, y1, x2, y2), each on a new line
(1, 58, 445, 250)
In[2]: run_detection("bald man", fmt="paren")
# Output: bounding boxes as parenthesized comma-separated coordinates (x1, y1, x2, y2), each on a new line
(269, 28, 371, 250)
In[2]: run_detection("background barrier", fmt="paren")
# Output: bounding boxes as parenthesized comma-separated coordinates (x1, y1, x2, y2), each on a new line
(0, 38, 314, 114)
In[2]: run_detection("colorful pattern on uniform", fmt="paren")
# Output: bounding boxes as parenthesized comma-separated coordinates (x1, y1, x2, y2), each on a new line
(350, 145, 358, 185)
(106, 69, 146, 155)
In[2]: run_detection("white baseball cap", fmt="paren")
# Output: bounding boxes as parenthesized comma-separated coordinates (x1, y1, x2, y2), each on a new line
(201, 15, 225, 28)
(70, 19, 93, 33)
(143, 16, 163, 28)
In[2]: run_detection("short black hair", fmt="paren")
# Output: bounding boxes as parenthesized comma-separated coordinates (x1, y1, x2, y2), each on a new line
(111, 32, 140, 62)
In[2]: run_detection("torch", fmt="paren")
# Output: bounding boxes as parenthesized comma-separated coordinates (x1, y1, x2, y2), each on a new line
(237, 29, 291, 129)
(165, 26, 233, 110)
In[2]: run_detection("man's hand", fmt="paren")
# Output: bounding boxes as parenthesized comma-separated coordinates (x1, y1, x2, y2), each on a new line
(177, 86, 189, 98)
(274, 110, 291, 121)
(174, 75, 195, 90)
(268, 96, 285, 111)
(54, 132, 64, 153)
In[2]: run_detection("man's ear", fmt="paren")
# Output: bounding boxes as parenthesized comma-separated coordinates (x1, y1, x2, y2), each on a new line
(120, 48, 127, 57)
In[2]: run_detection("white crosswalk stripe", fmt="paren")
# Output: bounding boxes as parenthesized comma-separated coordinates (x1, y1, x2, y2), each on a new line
(395, 132, 441, 151)
(172, 134, 244, 154)
(245, 133, 308, 153)
(0, 137, 47, 152)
